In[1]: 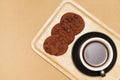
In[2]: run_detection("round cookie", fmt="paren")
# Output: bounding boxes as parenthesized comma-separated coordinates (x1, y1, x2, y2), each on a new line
(60, 12, 85, 35)
(60, 22, 73, 34)
(43, 35, 68, 56)
(51, 23, 75, 44)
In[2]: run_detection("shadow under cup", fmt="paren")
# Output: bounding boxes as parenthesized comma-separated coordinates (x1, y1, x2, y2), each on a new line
(72, 32, 117, 77)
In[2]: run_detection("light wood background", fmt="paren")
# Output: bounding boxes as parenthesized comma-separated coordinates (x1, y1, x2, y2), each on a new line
(0, 0, 120, 80)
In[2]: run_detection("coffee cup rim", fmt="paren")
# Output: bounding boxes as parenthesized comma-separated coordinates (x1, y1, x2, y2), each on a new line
(79, 37, 113, 71)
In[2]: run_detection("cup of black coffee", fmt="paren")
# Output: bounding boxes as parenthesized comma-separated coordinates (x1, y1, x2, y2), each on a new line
(72, 32, 117, 77)
(80, 38, 113, 76)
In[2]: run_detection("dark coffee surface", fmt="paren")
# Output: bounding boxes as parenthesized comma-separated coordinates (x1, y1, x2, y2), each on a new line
(83, 42, 108, 67)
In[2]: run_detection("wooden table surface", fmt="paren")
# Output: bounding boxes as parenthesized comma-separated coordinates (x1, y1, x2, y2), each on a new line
(0, 0, 120, 80)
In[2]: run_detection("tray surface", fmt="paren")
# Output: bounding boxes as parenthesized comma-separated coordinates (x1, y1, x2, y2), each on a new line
(32, 0, 120, 80)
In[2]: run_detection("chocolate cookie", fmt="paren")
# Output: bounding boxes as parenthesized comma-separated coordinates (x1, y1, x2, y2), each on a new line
(51, 23, 75, 44)
(60, 12, 85, 35)
(43, 35, 68, 56)
(43, 12, 85, 56)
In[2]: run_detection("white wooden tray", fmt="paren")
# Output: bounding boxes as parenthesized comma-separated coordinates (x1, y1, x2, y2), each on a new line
(31, 0, 120, 80)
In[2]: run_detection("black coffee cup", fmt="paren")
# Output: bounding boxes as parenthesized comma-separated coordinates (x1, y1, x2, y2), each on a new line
(80, 38, 113, 76)
(72, 32, 117, 77)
